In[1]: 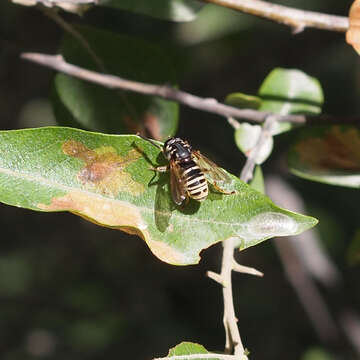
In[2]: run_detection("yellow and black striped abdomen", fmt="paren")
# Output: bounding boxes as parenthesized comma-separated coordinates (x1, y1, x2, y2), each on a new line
(181, 162, 208, 201)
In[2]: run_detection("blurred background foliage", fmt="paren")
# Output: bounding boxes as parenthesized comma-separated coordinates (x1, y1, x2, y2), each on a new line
(0, 0, 359, 359)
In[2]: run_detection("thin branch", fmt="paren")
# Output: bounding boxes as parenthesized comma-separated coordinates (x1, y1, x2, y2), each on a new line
(221, 238, 247, 358)
(201, 0, 349, 33)
(232, 260, 263, 277)
(13, 0, 97, 5)
(240, 114, 276, 183)
(20, 52, 305, 124)
(20, 52, 360, 126)
(207, 271, 224, 285)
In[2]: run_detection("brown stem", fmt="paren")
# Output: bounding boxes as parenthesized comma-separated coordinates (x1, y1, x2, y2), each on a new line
(201, 0, 349, 33)
(22, 52, 360, 127)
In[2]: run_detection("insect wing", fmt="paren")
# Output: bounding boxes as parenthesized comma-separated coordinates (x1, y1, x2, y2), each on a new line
(192, 150, 232, 184)
(169, 160, 187, 205)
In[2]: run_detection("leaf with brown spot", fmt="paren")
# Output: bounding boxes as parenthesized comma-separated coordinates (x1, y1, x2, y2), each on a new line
(62, 140, 144, 197)
(289, 125, 360, 187)
(0, 127, 317, 265)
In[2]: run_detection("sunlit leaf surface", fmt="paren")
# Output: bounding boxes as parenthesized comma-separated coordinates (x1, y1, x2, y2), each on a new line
(258, 68, 324, 135)
(0, 128, 317, 265)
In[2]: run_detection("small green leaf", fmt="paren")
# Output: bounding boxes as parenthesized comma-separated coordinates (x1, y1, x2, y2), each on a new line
(234, 123, 273, 164)
(288, 125, 360, 188)
(52, 26, 178, 140)
(165, 342, 248, 360)
(99, 0, 204, 22)
(249, 166, 265, 194)
(0, 127, 317, 265)
(225, 92, 261, 110)
(168, 342, 209, 357)
(258, 68, 324, 134)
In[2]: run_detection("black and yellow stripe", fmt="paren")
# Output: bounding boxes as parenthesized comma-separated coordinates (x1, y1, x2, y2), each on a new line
(181, 162, 208, 201)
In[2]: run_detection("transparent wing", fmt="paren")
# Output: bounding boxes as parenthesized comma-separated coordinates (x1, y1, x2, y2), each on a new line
(192, 150, 232, 184)
(169, 160, 187, 205)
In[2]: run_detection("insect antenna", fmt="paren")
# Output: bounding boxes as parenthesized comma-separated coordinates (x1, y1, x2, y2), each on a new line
(137, 133, 163, 150)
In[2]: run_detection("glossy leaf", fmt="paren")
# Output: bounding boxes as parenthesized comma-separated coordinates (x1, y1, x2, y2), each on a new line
(258, 68, 324, 115)
(0, 127, 317, 265)
(288, 125, 360, 188)
(258, 68, 324, 135)
(52, 26, 178, 141)
(99, 0, 204, 22)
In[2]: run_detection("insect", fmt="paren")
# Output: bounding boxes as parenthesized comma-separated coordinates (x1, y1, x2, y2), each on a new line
(139, 135, 235, 205)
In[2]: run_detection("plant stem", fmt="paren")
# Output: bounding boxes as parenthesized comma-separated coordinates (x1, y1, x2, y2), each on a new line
(21, 53, 360, 127)
(221, 237, 247, 358)
(200, 0, 348, 33)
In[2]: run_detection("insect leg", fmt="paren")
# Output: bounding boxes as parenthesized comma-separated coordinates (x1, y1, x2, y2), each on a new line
(151, 165, 169, 173)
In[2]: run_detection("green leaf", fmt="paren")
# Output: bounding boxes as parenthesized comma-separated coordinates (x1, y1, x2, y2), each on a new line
(168, 342, 209, 357)
(52, 26, 178, 141)
(249, 166, 265, 194)
(165, 342, 248, 360)
(225, 92, 261, 110)
(99, 0, 204, 22)
(258, 68, 324, 134)
(301, 347, 335, 360)
(0, 127, 317, 265)
(288, 125, 360, 188)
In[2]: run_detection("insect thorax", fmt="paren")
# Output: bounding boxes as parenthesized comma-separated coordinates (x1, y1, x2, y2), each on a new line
(164, 137, 192, 161)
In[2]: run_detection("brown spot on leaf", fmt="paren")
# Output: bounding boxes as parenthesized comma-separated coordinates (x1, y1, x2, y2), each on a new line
(295, 127, 360, 172)
(62, 140, 144, 196)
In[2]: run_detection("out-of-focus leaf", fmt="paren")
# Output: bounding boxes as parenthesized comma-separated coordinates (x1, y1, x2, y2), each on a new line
(288, 125, 360, 188)
(0, 127, 317, 265)
(346, 0, 360, 55)
(301, 347, 335, 360)
(52, 26, 178, 141)
(258, 68, 324, 135)
(249, 166, 265, 194)
(225, 92, 261, 110)
(234, 123, 273, 165)
(176, 4, 254, 45)
(99, 0, 204, 22)
(347, 229, 360, 266)
(0, 255, 31, 295)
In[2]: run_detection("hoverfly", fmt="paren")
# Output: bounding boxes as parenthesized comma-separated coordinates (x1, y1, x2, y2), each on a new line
(139, 135, 235, 205)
